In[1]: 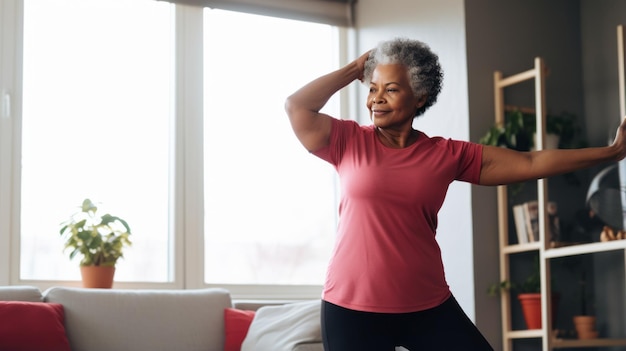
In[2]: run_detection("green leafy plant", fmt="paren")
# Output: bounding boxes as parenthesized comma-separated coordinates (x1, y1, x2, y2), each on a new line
(479, 109, 531, 151)
(488, 272, 541, 296)
(479, 109, 586, 197)
(479, 109, 586, 151)
(59, 198, 132, 267)
(488, 253, 541, 296)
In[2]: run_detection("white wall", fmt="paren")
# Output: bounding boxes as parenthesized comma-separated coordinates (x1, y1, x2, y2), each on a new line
(354, 0, 476, 319)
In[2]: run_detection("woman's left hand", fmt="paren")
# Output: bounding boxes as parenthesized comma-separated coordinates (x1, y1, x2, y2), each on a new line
(609, 116, 626, 162)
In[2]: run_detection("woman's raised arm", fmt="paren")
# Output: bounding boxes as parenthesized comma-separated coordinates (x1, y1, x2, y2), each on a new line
(284, 51, 370, 152)
(479, 117, 626, 186)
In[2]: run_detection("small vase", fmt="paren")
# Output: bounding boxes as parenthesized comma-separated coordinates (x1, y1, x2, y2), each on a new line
(573, 315, 598, 339)
(532, 133, 560, 150)
(80, 266, 115, 288)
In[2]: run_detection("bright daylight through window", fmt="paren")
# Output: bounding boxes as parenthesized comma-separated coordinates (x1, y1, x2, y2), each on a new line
(203, 9, 340, 286)
(20, 0, 172, 282)
(16, 0, 341, 288)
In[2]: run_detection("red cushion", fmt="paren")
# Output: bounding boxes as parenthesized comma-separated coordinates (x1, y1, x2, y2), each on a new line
(0, 301, 71, 351)
(224, 307, 256, 351)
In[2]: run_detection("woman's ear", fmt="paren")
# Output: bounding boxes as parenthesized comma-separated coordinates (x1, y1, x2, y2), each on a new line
(415, 95, 427, 109)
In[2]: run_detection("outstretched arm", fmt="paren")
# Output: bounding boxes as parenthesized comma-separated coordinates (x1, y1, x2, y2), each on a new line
(284, 51, 370, 152)
(479, 117, 626, 186)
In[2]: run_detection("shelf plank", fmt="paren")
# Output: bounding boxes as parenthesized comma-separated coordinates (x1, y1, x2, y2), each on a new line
(505, 329, 543, 339)
(503, 242, 541, 254)
(544, 240, 626, 258)
(503, 330, 626, 348)
(496, 68, 537, 88)
(552, 338, 626, 348)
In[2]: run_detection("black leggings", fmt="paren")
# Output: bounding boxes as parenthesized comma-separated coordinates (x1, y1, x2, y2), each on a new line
(321, 295, 494, 351)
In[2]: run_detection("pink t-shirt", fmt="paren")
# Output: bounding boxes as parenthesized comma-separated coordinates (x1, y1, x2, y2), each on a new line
(312, 118, 483, 313)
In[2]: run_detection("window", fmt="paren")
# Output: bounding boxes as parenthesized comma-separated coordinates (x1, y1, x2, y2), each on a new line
(19, 0, 173, 282)
(203, 9, 340, 286)
(2, 0, 344, 296)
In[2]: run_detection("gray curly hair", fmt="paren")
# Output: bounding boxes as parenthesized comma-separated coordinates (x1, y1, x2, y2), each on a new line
(363, 38, 443, 117)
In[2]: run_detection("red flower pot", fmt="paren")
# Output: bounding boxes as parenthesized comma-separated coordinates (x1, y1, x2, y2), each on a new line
(517, 293, 559, 329)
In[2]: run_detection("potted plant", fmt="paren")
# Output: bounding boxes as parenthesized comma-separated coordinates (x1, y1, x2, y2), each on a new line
(572, 270, 597, 339)
(479, 109, 586, 151)
(479, 109, 532, 151)
(479, 109, 586, 197)
(562, 255, 598, 339)
(489, 271, 543, 329)
(488, 254, 558, 330)
(59, 198, 132, 288)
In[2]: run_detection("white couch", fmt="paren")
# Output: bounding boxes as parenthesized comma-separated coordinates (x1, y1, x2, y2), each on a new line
(0, 285, 324, 351)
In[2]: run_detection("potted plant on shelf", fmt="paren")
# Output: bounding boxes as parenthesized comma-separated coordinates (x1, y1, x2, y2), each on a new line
(572, 270, 597, 339)
(488, 254, 558, 330)
(479, 109, 586, 197)
(479, 109, 532, 151)
(59, 198, 132, 288)
(489, 270, 542, 329)
(479, 108, 585, 151)
(562, 255, 598, 339)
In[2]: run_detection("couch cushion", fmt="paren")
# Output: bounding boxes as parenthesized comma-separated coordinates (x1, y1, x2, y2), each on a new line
(44, 287, 232, 351)
(293, 344, 325, 351)
(224, 307, 256, 351)
(0, 285, 43, 302)
(241, 299, 322, 351)
(0, 301, 71, 351)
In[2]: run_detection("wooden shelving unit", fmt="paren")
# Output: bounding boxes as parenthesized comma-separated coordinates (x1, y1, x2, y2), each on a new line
(495, 24, 626, 351)
(494, 55, 551, 351)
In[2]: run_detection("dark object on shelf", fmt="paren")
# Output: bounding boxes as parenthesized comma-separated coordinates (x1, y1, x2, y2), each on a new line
(586, 164, 623, 231)
(564, 209, 604, 243)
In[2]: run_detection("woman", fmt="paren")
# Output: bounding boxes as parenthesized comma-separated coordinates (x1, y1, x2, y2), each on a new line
(284, 37, 626, 351)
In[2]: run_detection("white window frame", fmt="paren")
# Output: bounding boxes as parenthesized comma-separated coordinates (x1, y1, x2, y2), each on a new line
(0, 0, 355, 300)
(0, 0, 22, 287)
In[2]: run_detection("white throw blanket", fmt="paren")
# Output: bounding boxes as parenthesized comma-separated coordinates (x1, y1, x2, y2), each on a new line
(241, 300, 321, 351)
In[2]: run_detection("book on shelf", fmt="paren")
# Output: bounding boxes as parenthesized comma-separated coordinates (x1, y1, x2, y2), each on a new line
(546, 201, 560, 243)
(514, 200, 560, 243)
(523, 201, 540, 242)
(512, 204, 529, 244)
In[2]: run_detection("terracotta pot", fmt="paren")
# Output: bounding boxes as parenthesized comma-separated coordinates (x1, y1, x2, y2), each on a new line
(80, 266, 115, 288)
(518, 293, 542, 329)
(573, 315, 598, 339)
(517, 293, 559, 329)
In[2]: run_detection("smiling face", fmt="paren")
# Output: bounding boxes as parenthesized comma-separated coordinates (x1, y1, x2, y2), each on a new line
(367, 64, 426, 131)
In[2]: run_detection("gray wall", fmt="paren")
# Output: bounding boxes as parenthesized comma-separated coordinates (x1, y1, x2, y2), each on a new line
(466, 0, 626, 348)
(581, 0, 626, 148)
(465, 1, 587, 347)
(466, 0, 626, 349)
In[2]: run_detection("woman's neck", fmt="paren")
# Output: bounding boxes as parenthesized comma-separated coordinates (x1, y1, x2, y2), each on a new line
(376, 127, 419, 148)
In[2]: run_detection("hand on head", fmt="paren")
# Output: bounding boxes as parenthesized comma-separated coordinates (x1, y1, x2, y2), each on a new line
(354, 50, 372, 82)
